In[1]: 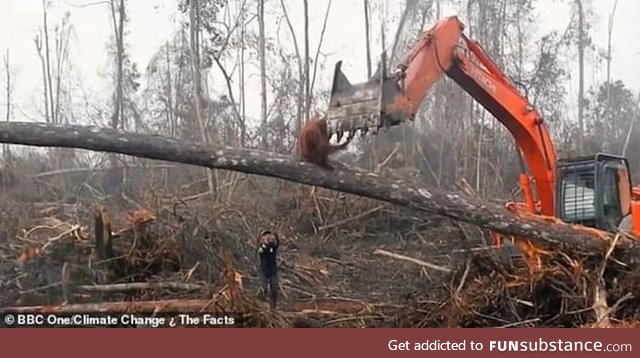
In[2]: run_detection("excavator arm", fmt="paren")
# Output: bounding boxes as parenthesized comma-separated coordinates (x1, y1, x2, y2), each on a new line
(327, 16, 557, 216)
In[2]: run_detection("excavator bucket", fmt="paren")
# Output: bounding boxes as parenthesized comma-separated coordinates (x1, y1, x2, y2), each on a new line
(325, 16, 465, 141)
(325, 51, 410, 140)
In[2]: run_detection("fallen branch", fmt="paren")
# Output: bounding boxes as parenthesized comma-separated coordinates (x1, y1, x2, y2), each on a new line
(18, 282, 62, 295)
(75, 282, 205, 293)
(497, 318, 541, 328)
(0, 122, 637, 256)
(0, 298, 379, 319)
(318, 204, 387, 231)
(593, 234, 627, 327)
(41, 225, 82, 251)
(0, 299, 218, 314)
(290, 298, 370, 314)
(373, 249, 451, 273)
(28, 164, 176, 178)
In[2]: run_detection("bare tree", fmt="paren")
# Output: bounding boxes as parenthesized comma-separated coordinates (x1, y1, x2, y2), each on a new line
(576, 0, 585, 154)
(2, 49, 12, 161)
(606, 0, 619, 85)
(303, 0, 310, 121)
(278, 0, 330, 127)
(42, 0, 55, 124)
(309, 0, 332, 96)
(364, 0, 372, 78)
(605, 0, 619, 138)
(206, 0, 248, 148)
(279, 0, 304, 133)
(109, 0, 125, 131)
(189, 0, 215, 197)
(34, 34, 49, 124)
(238, 1, 247, 146)
(622, 91, 640, 157)
(258, 0, 268, 148)
(33, 3, 75, 168)
(167, 42, 176, 137)
(53, 12, 73, 125)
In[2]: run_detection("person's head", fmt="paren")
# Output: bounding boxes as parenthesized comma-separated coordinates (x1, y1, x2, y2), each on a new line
(257, 230, 279, 247)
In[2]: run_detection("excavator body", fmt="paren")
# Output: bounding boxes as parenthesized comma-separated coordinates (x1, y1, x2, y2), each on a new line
(325, 15, 640, 263)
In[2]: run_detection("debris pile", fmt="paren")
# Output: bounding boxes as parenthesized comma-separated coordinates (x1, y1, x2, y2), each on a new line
(0, 169, 638, 327)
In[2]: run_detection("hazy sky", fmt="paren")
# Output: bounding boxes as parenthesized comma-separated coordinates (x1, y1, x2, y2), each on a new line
(0, 0, 638, 127)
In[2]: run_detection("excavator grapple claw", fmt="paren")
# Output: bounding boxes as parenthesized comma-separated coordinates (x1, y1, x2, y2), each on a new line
(325, 52, 412, 139)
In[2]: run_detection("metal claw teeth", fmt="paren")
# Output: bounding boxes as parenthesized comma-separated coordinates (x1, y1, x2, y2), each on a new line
(361, 127, 368, 136)
(336, 131, 344, 142)
(348, 130, 356, 140)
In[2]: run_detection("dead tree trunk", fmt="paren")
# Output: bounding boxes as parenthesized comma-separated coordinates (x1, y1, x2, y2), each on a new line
(42, 0, 55, 125)
(3, 49, 11, 161)
(303, 0, 310, 122)
(258, 0, 268, 149)
(279, 0, 304, 133)
(363, 0, 372, 79)
(1, 122, 638, 259)
(189, 0, 216, 197)
(576, 0, 585, 155)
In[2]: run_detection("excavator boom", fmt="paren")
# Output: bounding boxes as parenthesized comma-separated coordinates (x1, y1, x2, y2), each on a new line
(327, 16, 557, 216)
(326, 16, 640, 239)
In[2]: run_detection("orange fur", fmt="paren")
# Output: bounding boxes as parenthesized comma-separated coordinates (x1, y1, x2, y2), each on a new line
(297, 117, 351, 170)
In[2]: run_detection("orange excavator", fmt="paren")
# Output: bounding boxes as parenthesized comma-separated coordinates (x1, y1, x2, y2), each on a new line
(325, 16, 640, 260)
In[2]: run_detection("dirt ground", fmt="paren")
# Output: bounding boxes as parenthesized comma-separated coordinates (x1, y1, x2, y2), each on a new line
(0, 164, 638, 328)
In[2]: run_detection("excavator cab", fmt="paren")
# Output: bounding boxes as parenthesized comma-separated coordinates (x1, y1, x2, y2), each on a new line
(555, 153, 634, 233)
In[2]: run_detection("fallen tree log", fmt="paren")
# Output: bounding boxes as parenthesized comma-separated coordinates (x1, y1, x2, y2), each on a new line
(0, 122, 638, 257)
(75, 282, 205, 293)
(0, 299, 217, 314)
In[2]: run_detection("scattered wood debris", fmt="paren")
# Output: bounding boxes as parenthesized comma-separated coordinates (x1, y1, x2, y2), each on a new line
(0, 175, 637, 327)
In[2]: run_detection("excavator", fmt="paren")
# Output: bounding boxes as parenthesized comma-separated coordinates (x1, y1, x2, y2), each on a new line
(324, 16, 640, 265)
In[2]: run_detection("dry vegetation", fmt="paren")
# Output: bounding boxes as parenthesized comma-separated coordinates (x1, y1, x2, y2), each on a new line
(0, 153, 638, 328)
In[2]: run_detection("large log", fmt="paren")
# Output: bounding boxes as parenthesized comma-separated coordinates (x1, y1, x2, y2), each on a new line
(0, 122, 637, 255)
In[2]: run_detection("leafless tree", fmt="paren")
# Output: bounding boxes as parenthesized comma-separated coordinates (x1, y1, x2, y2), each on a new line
(622, 91, 639, 157)
(279, 0, 303, 133)
(238, 0, 247, 146)
(109, 0, 125, 131)
(605, 0, 619, 131)
(33, 3, 75, 169)
(309, 0, 332, 97)
(258, 0, 268, 148)
(303, 0, 310, 121)
(42, 0, 55, 124)
(189, 0, 216, 197)
(364, 0, 372, 78)
(2, 49, 13, 161)
(34, 34, 50, 123)
(575, 0, 585, 154)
